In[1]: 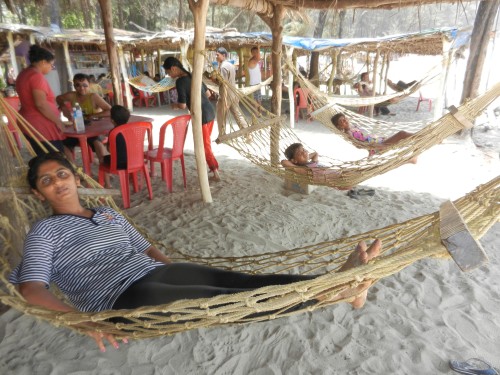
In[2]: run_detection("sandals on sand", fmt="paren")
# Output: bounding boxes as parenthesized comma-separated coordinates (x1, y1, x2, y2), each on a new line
(347, 188, 376, 199)
(450, 358, 498, 375)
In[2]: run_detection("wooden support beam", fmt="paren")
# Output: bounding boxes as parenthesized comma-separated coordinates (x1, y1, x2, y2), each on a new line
(7, 32, 19, 77)
(98, 0, 122, 105)
(189, 0, 213, 203)
(118, 46, 133, 110)
(62, 41, 74, 92)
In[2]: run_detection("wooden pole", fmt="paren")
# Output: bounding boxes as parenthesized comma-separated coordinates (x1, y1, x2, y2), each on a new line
(140, 49, 145, 74)
(180, 39, 190, 69)
(189, 0, 212, 203)
(383, 52, 391, 94)
(98, 0, 122, 105)
(269, 5, 285, 166)
(328, 50, 338, 94)
(368, 51, 380, 118)
(286, 47, 295, 129)
(7, 32, 19, 77)
(118, 46, 133, 110)
(156, 48, 162, 105)
(435, 37, 452, 120)
(62, 41, 74, 92)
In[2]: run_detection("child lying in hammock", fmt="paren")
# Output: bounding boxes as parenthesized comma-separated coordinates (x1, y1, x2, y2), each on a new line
(281, 143, 351, 189)
(10, 152, 381, 352)
(331, 113, 417, 163)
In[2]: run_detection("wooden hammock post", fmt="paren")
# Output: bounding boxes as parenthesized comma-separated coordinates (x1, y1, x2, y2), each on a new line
(118, 46, 133, 110)
(189, 0, 212, 203)
(7, 32, 18, 78)
(140, 49, 145, 74)
(368, 50, 380, 118)
(383, 52, 391, 95)
(98, 0, 122, 105)
(435, 37, 452, 120)
(328, 50, 338, 94)
(62, 41, 74, 92)
(286, 47, 295, 129)
(156, 48, 162, 106)
(269, 5, 285, 166)
(379, 52, 386, 94)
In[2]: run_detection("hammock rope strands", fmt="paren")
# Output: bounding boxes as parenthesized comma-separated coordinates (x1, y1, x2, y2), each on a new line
(128, 75, 177, 93)
(211, 68, 500, 189)
(0, 175, 498, 338)
(0, 96, 498, 339)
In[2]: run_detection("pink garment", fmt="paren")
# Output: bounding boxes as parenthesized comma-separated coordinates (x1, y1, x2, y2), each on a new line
(16, 67, 64, 141)
(349, 127, 384, 144)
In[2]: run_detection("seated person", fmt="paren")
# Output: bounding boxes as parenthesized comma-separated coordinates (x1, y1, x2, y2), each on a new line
(357, 72, 394, 116)
(101, 105, 129, 188)
(331, 113, 417, 163)
(56, 73, 112, 163)
(11, 151, 382, 351)
(281, 143, 350, 188)
(88, 74, 104, 97)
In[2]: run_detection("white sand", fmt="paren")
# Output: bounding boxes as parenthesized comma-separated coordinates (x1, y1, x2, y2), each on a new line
(1, 93, 499, 374)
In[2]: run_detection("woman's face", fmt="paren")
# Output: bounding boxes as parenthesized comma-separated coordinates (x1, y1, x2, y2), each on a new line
(41, 60, 55, 75)
(32, 160, 80, 203)
(165, 66, 180, 78)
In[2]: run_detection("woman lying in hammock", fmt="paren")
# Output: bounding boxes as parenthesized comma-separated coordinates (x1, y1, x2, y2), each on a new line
(10, 152, 381, 351)
(331, 113, 417, 163)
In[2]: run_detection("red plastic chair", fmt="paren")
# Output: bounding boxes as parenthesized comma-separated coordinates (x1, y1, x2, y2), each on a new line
(294, 87, 313, 122)
(98, 122, 153, 208)
(136, 90, 157, 107)
(2, 97, 22, 152)
(145, 115, 190, 193)
(416, 91, 432, 112)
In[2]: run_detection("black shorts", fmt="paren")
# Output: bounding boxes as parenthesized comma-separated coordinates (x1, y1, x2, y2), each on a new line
(63, 136, 101, 151)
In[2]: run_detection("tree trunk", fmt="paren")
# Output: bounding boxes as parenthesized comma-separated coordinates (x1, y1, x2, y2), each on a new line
(98, 0, 123, 105)
(177, 0, 185, 28)
(48, 0, 60, 27)
(309, 11, 328, 87)
(461, 0, 500, 102)
(81, 0, 92, 28)
(188, 0, 212, 203)
(117, 0, 124, 29)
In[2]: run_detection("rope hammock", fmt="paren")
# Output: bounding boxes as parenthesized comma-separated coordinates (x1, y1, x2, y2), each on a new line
(319, 56, 443, 108)
(212, 67, 500, 189)
(0, 97, 498, 339)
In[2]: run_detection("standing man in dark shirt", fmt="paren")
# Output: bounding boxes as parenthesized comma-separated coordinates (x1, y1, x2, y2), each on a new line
(163, 57, 220, 182)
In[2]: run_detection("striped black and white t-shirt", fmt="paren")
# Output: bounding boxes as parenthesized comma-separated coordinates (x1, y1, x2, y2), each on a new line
(9, 206, 164, 312)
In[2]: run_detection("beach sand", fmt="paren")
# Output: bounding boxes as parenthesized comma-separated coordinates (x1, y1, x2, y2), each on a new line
(1, 92, 499, 374)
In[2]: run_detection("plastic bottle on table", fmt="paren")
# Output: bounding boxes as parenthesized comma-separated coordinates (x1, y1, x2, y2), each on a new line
(73, 102, 85, 133)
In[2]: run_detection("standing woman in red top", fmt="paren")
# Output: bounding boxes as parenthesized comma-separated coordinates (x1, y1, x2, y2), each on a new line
(16, 45, 67, 156)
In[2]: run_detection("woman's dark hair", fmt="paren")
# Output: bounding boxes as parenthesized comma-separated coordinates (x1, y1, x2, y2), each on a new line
(163, 57, 191, 78)
(284, 143, 303, 160)
(331, 113, 345, 127)
(27, 152, 76, 189)
(28, 45, 55, 64)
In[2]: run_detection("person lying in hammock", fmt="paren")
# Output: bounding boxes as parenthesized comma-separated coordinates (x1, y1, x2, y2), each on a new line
(10, 152, 381, 352)
(331, 113, 417, 163)
(281, 143, 352, 189)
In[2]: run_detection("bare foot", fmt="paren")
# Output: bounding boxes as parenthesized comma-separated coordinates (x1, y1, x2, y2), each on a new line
(320, 239, 381, 309)
(409, 156, 418, 164)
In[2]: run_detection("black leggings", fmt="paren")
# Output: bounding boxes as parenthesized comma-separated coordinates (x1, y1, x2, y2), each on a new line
(112, 263, 315, 310)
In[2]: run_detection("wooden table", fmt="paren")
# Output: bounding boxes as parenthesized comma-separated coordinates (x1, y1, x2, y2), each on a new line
(64, 115, 153, 176)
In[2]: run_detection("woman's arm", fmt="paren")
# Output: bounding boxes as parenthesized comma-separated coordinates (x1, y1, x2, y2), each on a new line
(20, 281, 74, 312)
(310, 152, 319, 163)
(55, 92, 74, 120)
(19, 281, 126, 352)
(33, 89, 65, 131)
(145, 246, 171, 264)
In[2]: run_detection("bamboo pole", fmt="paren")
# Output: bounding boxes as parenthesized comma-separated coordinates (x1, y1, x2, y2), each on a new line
(156, 48, 162, 106)
(269, 5, 285, 166)
(379, 52, 386, 94)
(98, 0, 122, 105)
(189, 0, 212, 203)
(328, 50, 338, 94)
(435, 37, 452, 120)
(118, 46, 133, 110)
(140, 49, 145, 74)
(62, 41, 74, 92)
(383, 52, 391, 94)
(368, 51, 380, 118)
(286, 47, 295, 129)
(7, 32, 18, 77)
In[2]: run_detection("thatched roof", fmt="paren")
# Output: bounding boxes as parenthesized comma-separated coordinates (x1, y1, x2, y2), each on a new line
(254, 27, 467, 55)
(0, 23, 271, 56)
(211, 0, 484, 12)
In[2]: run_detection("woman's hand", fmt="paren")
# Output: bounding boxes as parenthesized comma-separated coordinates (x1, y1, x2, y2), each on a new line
(85, 329, 128, 352)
